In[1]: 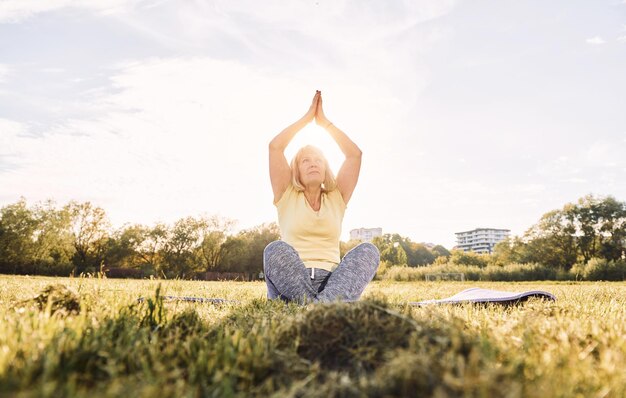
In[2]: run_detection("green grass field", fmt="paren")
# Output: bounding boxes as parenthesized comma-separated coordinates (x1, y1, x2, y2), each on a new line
(0, 275, 624, 397)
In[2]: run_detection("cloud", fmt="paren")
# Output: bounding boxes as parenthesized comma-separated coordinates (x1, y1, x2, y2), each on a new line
(0, 0, 149, 23)
(585, 139, 623, 166)
(618, 35, 626, 42)
(109, 0, 454, 99)
(0, 56, 413, 231)
(0, 0, 461, 242)
(0, 118, 27, 171)
(0, 64, 9, 83)
(586, 36, 606, 45)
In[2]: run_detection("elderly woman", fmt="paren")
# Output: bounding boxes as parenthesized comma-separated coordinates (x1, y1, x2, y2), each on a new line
(264, 91, 380, 303)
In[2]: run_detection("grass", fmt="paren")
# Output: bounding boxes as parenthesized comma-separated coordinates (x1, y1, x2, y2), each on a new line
(0, 275, 624, 397)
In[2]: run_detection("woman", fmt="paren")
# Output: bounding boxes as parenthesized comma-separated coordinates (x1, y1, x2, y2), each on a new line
(263, 90, 380, 303)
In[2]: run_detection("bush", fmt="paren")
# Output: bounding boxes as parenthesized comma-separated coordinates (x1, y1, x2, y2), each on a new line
(571, 258, 626, 281)
(481, 263, 559, 281)
(449, 250, 490, 268)
(104, 267, 145, 279)
(373, 260, 391, 280)
(380, 262, 572, 282)
(381, 264, 481, 282)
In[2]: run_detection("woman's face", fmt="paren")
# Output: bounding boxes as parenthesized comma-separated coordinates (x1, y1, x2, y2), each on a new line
(298, 149, 326, 188)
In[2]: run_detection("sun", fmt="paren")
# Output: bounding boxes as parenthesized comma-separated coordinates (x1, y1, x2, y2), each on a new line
(284, 123, 345, 174)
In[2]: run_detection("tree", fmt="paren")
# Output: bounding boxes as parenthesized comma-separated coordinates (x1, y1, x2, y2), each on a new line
(0, 199, 76, 275)
(162, 217, 204, 277)
(219, 222, 280, 273)
(136, 223, 169, 276)
(596, 197, 626, 261)
(449, 250, 490, 267)
(431, 245, 451, 259)
(65, 201, 111, 273)
(104, 224, 148, 270)
(0, 198, 38, 273)
(197, 215, 237, 271)
(491, 237, 527, 266)
(31, 200, 74, 273)
(373, 235, 408, 266)
(340, 240, 361, 258)
(500, 195, 626, 269)
(406, 242, 435, 266)
(522, 209, 578, 269)
(372, 233, 441, 267)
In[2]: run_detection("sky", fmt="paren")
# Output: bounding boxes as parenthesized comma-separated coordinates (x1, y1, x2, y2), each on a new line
(1, 0, 625, 249)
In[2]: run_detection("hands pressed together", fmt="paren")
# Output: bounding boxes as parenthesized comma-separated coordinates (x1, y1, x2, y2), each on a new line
(304, 90, 332, 128)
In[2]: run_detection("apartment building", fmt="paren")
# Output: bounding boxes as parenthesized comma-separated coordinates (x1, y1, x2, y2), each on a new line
(349, 227, 383, 242)
(455, 228, 510, 254)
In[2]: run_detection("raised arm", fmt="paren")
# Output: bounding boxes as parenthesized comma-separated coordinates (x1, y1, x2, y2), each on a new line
(315, 93, 362, 205)
(269, 91, 320, 203)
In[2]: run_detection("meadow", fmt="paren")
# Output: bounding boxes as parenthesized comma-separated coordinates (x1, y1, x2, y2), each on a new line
(0, 275, 624, 397)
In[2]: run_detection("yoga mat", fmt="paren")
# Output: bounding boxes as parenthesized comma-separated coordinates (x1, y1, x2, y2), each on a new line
(137, 296, 239, 304)
(410, 287, 556, 306)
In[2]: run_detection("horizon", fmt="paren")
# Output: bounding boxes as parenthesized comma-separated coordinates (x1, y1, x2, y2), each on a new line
(2, 1, 625, 249)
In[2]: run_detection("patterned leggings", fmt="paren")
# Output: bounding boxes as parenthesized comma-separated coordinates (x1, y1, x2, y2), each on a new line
(263, 240, 380, 304)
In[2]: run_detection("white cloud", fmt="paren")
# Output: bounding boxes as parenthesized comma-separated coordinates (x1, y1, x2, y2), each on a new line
(618, 35, 626, 42)
(0, 117, 25, 138)
(562, 177, 587, 184)
(585, 139, 622, 166)
(41, 67, 66, 73)
(0, 118, 28, 172)
(0, 0, 148, 23)
(0, 1, 461, 243)
(111, 0, 453, 98)
(0, 64, 9, 83)
(0, 56, 412, 233)
(586, 36, 606, 45)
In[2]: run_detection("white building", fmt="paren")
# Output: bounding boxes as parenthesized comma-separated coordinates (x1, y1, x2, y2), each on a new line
(455, 228, 510, 254)
(350, 227, 382, 242)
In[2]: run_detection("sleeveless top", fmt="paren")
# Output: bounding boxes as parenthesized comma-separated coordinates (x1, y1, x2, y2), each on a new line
(275, 184, 346, 271)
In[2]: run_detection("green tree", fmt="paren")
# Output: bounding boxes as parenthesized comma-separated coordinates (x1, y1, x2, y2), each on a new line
(449, 250, 490, 267)
(522, 209, 578, 269)
(372, 234, 440, 267)
(498, 195, 626, 269)
(431, 244, 451, 259)
(0, 198, 38, 273)
(138, 223, 169, 276)
(103, 224, 148, 270)
(197, 215, 237, 271)
(0, 199, 75, 275)
(406, 242, 436, 266)
(219, 222, 280, 274)
(596, 197, 626, 261)
(65, 201, 111, 274)
(491, 237, 527, 266)
(31, 200, 74, 273)
(162, 217, 203, 278)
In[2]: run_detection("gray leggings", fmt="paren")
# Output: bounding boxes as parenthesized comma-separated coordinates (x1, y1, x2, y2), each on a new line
(263, 240, 380, 304)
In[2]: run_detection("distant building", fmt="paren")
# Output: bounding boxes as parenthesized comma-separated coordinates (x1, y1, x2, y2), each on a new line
(455, 228, 510, 254)
(350, 227, 382, 242)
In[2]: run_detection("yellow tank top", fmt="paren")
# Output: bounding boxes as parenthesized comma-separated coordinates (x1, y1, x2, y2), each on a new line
(275, 184, 346, 272)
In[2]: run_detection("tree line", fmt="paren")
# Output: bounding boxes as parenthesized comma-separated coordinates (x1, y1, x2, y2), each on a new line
(1, 194, 624, 279)
(367, 194, 626, 275)
(492, 194, 626, 270)
(0, 199, 279, 278)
